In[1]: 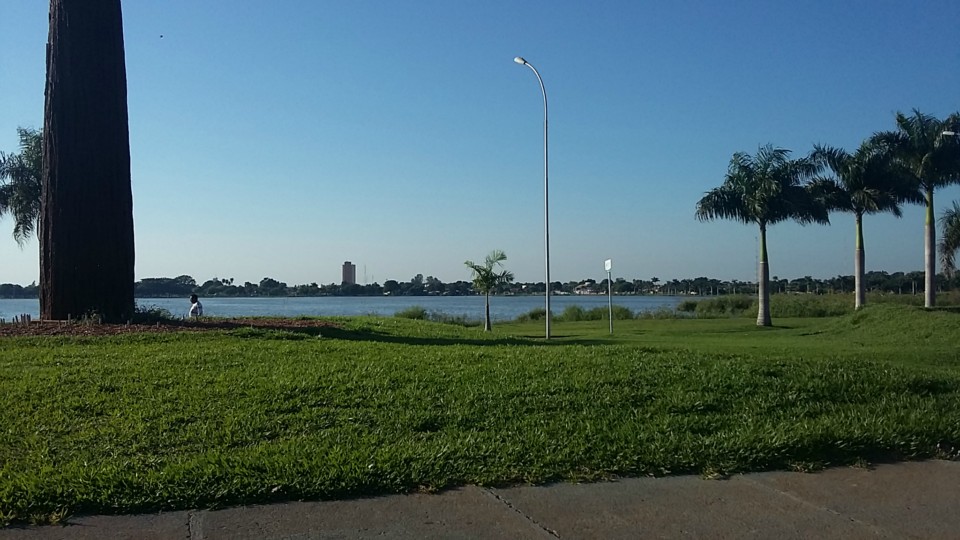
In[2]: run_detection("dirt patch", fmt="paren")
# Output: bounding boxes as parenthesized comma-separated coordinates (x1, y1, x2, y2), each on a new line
(0, 317, 342, 338)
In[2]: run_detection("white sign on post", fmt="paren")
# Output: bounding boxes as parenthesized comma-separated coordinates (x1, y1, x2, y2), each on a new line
(604, 259, 613, 334)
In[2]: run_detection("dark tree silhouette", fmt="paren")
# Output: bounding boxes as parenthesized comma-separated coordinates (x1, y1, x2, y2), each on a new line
(41, 0, 135, 321)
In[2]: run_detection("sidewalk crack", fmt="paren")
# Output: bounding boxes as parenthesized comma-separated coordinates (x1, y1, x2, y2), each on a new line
(483, 487, 560, 538)
(188, 510, 205, 540)
(740, 476, 892, 536)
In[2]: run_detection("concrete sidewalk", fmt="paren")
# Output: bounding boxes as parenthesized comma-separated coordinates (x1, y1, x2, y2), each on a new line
(3, 460, 958, 539)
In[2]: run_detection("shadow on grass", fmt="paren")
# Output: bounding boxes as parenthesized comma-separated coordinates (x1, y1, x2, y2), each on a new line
(302, 325, 610, 347)
(185, 319, 610, 347)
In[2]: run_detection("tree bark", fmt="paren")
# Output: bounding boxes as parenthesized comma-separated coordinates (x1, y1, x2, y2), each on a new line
(756, 223, 771, 327)
(854, 213, 865, 310)
(924, 186, 936, 308)
(41, 0, 135, 322)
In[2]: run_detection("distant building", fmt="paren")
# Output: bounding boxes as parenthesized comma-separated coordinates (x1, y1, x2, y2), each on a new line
(342, 261, 357, 285)
(574, 280, 598, 295)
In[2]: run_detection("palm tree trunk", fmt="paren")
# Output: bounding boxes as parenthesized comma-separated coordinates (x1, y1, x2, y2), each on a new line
(757, 223, 771, 327)
(924, 186, 936, 308)
(40, 0, 135, 322)
(855, 212, 865, 310)
(484, 292, 491, 331)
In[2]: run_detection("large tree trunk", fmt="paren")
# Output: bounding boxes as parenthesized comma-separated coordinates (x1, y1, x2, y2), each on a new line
(756, 224, 771, 327)
(41, 0, 135, 322)
(854, 213, 865, 310)
(924, 186, 936, 308)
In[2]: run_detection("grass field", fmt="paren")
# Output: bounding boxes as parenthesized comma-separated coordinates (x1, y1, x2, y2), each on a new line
(2, 303, 959, 525)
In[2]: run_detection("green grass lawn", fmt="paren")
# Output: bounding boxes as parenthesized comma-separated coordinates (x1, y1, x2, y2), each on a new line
(2, 304, 960, 525)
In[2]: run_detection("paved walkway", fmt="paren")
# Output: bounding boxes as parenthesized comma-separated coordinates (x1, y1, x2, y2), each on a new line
(3, 460, 958, 539)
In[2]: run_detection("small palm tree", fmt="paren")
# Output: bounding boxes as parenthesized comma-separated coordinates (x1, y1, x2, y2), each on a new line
(871, 110, 960, 307)
(0, 127, 42, 246)
(938, 201, 960, 279)
(696, 145, 829, 326)
(810, 141, 918, 309)
(465, 250, 514, 331)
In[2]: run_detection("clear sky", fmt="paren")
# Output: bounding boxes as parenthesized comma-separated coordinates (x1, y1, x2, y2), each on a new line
(2, 1, 959, 286)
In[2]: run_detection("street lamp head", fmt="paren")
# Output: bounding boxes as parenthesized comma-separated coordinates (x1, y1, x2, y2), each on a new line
(513, 56, 527, 65)
(944, 130, 957, 137)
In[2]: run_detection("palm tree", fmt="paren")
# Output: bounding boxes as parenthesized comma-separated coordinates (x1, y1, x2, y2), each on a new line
(809, 141, 918, 309)
(871, 110, 960, 307)
(41, 0, 136, 322)
(696, 145, 829, 326)
(465, 250, 514, 331)
(0, 127, 42, 246)
(938, 201, 960, 280)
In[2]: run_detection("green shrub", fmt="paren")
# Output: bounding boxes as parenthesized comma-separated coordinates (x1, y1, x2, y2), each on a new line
(554, 305, 636, 322)
(769, 294, 851, 318)
(560, 305, 588, 322)
(132, 304, 176, 324)
(694, 295, 753, 318)
(394, 306, 479, 326)
(395, 306, 428, 320)
(610, 305, 636, 320)
(428, 313, 481, 327)
(582, 305, 635, 320)
(870, 293, 925, 307)
(637, 307, 685, 319)
(678, 293, 865, 319)
(516, 307, 547, 322)
(938, 291, 960, 306)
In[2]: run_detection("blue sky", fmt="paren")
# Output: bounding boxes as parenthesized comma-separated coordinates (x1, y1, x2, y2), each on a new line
(2, 1, 959, 286)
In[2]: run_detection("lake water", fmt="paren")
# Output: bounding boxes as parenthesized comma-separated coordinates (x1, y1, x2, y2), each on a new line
(0, 295, 691, 322)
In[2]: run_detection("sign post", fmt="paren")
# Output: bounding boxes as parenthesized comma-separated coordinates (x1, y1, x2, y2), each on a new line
(604, 259, 613, 334)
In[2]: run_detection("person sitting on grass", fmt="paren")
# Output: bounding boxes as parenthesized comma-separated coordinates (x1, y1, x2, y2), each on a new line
(189, 294, 203, 318)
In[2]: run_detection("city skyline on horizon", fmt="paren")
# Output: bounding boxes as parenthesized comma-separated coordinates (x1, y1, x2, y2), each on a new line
(0, 258, 943, 290)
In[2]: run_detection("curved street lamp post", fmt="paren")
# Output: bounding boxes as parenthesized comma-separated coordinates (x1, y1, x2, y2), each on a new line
(514, 56, 551, 339)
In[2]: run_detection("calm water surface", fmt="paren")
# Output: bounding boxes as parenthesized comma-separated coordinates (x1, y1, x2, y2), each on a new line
(0, 295, 690, 321)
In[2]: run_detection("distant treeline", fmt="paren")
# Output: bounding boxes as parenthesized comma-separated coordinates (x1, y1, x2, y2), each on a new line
(0, 282, 38, 298)
(2, 270, 958, 299)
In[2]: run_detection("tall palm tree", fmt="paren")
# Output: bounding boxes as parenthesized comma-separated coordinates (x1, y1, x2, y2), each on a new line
(465, 250, 514, 331)
(939, 201, 960, 280)
(41, 0, 136, 322)
(0, 127, 42, 246)
(871, 110, 960, 307)
(696, 145, 829, 326)
(809, 141, 918, 309)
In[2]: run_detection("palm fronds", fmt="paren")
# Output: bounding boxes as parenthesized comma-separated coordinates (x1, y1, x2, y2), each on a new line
(695, 144, 828, 228)
(0, 127, 42, 246)
(939, 201, 960, 278)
